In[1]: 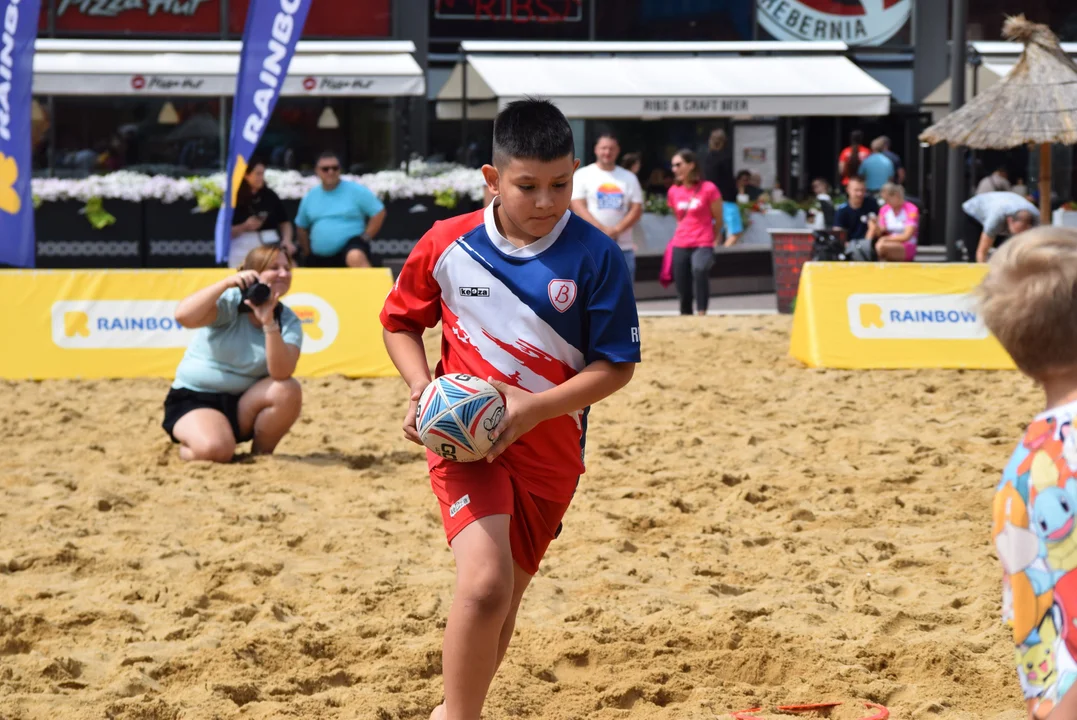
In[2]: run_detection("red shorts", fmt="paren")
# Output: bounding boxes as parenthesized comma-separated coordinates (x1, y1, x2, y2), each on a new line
(429, 452, 577, 576)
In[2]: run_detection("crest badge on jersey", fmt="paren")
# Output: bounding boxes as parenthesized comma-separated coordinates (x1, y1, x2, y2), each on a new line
(548, 280, 578, 313)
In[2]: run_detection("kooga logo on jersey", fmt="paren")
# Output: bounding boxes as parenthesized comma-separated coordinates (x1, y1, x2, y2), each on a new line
(757, 0, 911, 46)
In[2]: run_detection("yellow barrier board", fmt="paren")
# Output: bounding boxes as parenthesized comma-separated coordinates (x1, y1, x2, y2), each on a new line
(789, 262, 1016, 370)
(0, 268, 398, 380)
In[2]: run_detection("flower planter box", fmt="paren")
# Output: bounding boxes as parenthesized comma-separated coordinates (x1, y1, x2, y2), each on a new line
(634, 246, 774, 299)
(373, 196, 476, 263)
(35, 200, 144, 269)
(740, 210, 810, 246)
(25, 168, 488, 269)
(144, 199, 218, 268)
(1053, 209, 1077, 228)
(636, 213, 677, 257)
(277, 195, 472, 267)
(282, 199, 301, 226)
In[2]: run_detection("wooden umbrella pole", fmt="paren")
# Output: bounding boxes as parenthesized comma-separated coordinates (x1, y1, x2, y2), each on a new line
(1040, 143, 1052, 221)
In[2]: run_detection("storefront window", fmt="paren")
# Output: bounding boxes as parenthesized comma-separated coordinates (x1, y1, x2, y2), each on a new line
(595, 0, 752, 41)
(44, 96, 394, 177)
(967, 1, 1077, 41)
(430, 0, 590, 42)
(265, 98, 394, 173)
(50, 97, 225, 176)
(585, 119, 733, 194)
(31, 98, 51, 173)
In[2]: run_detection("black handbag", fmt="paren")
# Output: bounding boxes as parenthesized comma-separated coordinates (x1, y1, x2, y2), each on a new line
(810, 229, 848, 262)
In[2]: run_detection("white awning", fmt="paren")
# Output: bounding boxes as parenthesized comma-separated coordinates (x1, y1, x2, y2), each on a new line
(458, 40, 851, 53)
(921, 62, 1019, 122)
(436, 54, 890, 120)
(970, 41, 1077, 57)
(32, 40, 425, 97)
(922, 63, 1014, 106)
(923, 44, 1077, 118)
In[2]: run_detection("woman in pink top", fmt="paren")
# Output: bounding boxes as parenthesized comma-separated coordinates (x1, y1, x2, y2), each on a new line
(665, 149, 724, 315)
(874, 182, 919, 262)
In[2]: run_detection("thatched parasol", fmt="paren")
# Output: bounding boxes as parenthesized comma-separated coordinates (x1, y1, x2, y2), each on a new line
(920, 15, 1077, 220)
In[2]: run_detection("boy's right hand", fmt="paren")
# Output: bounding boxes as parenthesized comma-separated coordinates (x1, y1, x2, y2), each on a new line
(402, 382, 428, 445)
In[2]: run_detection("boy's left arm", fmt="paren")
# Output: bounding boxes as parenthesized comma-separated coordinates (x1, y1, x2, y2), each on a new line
(486, 361, 634, 462)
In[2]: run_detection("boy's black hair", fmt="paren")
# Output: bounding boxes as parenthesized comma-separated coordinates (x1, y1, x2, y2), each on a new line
(317, 150, 339, 163)
(492, 97, 574, 166)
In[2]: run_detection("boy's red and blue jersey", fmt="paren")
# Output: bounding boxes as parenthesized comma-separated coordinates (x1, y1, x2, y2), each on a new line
(380, 201, 641, 498)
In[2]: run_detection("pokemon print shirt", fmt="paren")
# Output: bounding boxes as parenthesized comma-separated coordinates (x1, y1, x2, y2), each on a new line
(380, 200, 641, 500)
(996, 401, 1077, 717)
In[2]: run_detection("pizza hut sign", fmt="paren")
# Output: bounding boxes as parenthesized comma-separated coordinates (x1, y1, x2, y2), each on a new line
(757, 0, 911, 46)
(130, 74, 206, 91)
(301, 77, 376, 93)
(58, 0, 212, 17)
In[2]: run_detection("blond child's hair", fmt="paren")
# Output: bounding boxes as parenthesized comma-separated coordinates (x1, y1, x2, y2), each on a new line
(979, 226, 1077, 378)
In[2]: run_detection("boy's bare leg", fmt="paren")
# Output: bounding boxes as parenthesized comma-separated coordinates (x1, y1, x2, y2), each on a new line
(431, 561, 533, 720)
(495, 562, 533, 668)
(440, 515, 515, 720)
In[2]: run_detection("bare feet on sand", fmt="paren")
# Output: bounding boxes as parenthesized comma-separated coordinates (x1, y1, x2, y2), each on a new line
(429, 704, 446, 720)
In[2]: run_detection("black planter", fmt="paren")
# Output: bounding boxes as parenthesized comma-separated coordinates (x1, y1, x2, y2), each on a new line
(35, 200, 144, 269)
(635, 249, 774, 284)
(282, 199, 300, 224)
(372, 196, 477, 263)
(28, 194, 480, 270)
(144, 199, 218, 268)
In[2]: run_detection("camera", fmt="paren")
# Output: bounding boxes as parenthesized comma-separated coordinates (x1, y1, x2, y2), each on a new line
(242, 281, 272, 307)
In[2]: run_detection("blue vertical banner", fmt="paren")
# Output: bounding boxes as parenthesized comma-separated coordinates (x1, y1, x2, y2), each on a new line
(0, 0, 42, 268)
(215, 0, 312, 264)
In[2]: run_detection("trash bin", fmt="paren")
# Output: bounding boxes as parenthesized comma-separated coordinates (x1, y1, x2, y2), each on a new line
(767, 229, 815, 315)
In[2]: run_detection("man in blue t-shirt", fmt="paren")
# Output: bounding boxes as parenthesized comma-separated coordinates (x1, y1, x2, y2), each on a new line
(295, 151, 387, 267)
(857, 138, 895, 193)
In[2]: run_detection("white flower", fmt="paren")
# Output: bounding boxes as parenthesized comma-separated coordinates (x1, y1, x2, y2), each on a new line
(32, 163, 487, 204)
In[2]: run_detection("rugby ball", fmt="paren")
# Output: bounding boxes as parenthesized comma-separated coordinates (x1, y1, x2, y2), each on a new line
(416, 374, 505, 462)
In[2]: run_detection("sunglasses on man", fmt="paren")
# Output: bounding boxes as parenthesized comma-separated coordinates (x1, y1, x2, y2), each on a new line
(318, 164, 340, 173)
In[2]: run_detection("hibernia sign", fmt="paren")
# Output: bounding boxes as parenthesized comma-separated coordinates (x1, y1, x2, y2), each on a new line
(642, 98, 750, 116)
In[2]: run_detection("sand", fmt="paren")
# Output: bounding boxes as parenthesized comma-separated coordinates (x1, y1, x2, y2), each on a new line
(0, 316, 1037, 719)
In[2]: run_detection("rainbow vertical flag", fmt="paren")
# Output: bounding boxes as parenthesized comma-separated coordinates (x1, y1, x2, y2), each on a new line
(0, 0, 42, 268)
(215, 0, 313, 264)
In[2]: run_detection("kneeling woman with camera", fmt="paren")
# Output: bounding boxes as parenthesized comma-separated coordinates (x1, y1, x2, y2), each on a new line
(163, 245, 303, 462)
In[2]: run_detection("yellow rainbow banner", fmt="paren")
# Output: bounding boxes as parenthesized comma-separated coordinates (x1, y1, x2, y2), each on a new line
(790, 262, 1016, 370)
(0, 268, 396, 379)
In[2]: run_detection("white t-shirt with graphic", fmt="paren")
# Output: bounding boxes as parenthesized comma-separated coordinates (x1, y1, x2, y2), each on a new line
(571, 164, 644, 250)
